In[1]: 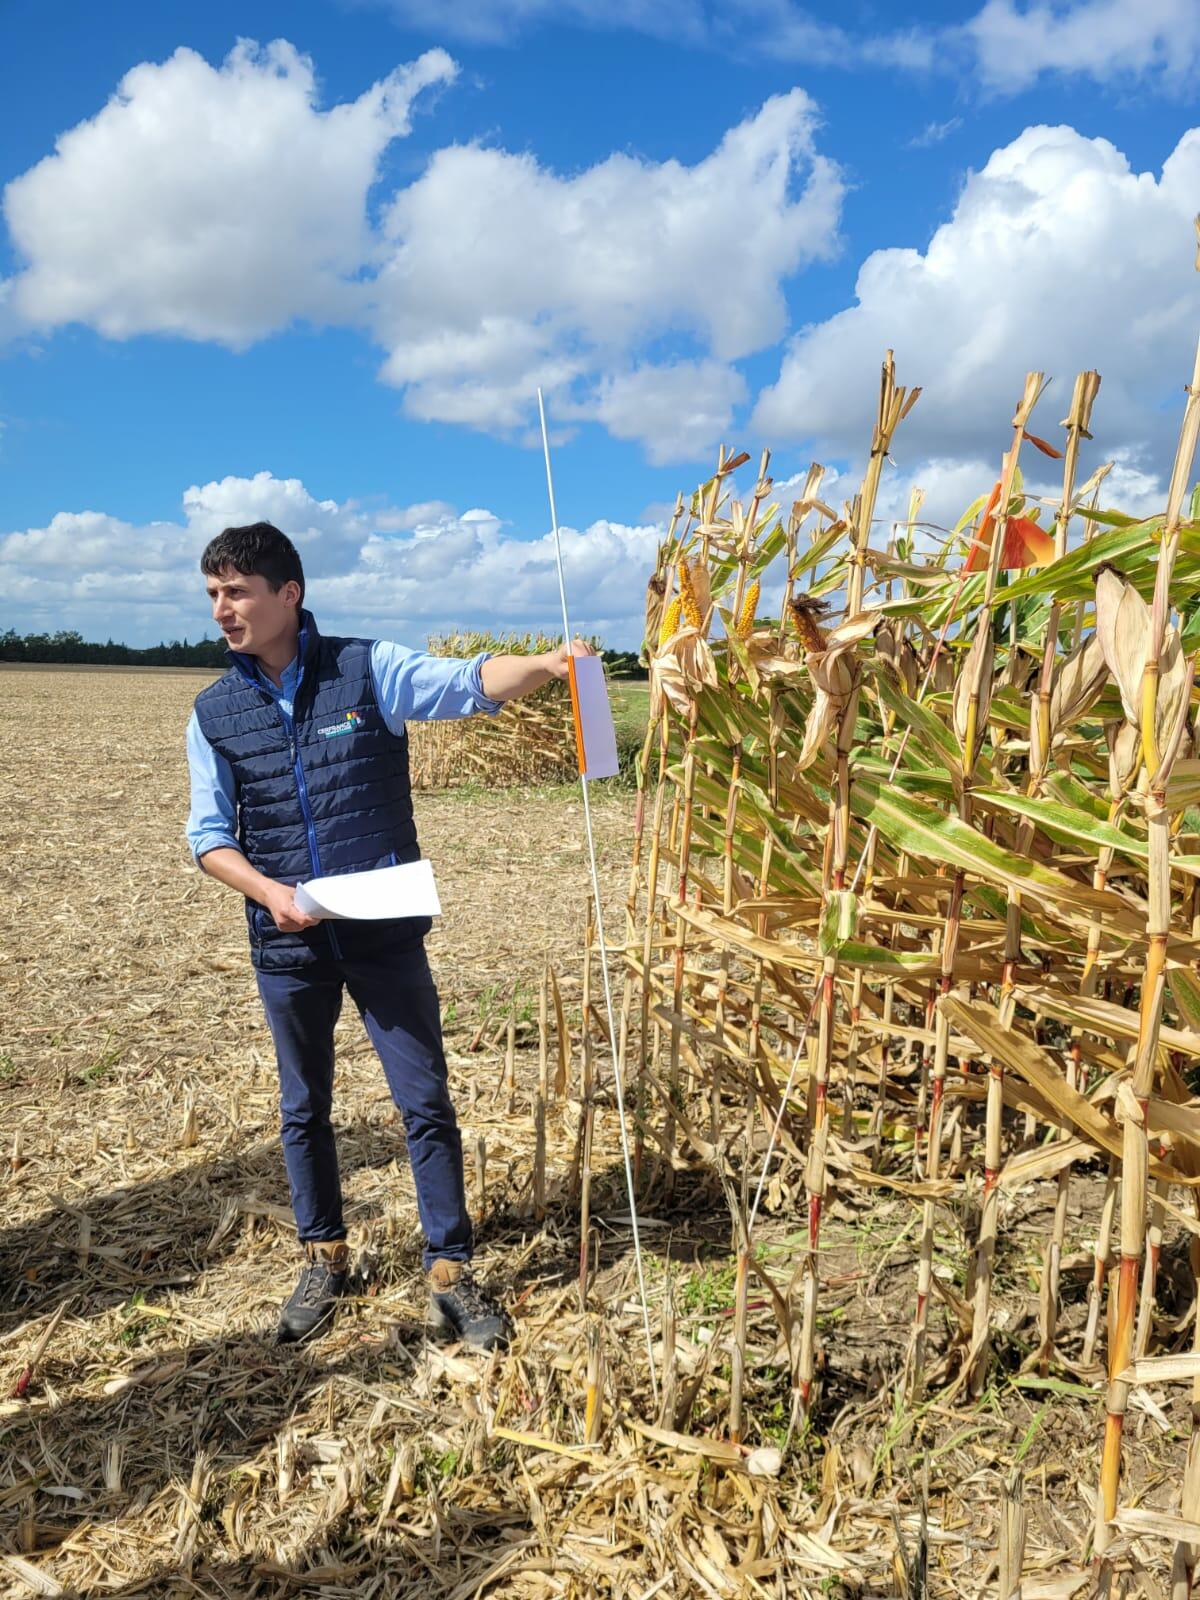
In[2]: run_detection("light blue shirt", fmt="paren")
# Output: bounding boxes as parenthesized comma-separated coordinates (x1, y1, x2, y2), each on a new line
(186, 640, 502, 864)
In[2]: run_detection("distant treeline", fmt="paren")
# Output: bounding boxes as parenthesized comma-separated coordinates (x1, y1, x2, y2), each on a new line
(0, 629, 226, 666)
(597, 650, 646, 680)
(0, 628, 648, 678)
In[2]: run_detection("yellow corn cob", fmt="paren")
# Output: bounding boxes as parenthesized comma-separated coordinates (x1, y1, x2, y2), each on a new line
(736, 580, 760, 641)
(789, 597, 828, 654)
(678, 560, 703, 629)
(658, 594, 682, 645)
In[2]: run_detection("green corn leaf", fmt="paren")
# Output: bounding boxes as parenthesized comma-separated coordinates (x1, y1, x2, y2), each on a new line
(984, 786, 1200, 877)
(880, 594, 945, 620)
(999, 520, 1161, 602)
(855, 759, 956, 801)
(1167, 760, 1200, 811)
(792, 519, 849, 579)
(1181, 610, 1200, 653)
(819, 888, 858, 954)
(867, 551, 949, 588)
(809, 567, 848, 599)
(833, 940, 950, 975)
(954, 490, 991, 534)
(1075, 507, 1144, 530)
(973, 789, 1150, 864)
(988, 689, 1031, 732)
(695, 682, 763, 747)
(708, 507, 785, 590)
(873, 673, 970, 783)
(1011, 1376, 1098, 1400)
(852, 776, 1146, 936)
(1044, 770, 1115, 823)
(1169, 969, 1200, 1032)
(719, 610, 760, 693)
(966, 882, 1066, 949)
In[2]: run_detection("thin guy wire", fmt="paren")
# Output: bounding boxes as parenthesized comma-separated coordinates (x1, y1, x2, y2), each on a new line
(537, 387, 659, 1405)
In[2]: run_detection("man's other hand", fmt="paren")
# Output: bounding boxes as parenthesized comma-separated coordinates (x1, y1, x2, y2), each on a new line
(263, 883, 322, 932)
(542, 638, 597, 681)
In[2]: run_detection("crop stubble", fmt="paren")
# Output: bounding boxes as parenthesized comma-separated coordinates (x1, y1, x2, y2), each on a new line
(0, 664, 1157, 1596)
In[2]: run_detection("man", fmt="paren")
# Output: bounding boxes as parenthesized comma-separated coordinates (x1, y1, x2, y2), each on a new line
(186, 520, 593, 1349)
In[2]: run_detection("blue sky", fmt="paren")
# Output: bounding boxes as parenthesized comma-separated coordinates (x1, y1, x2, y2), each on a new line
(2, 0, 1199, 647)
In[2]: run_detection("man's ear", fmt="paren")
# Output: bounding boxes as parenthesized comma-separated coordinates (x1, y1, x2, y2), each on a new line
(283, 580, 302, 610)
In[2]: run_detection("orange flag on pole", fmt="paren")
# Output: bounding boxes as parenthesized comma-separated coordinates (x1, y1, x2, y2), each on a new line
(964, 482, 1055, 573)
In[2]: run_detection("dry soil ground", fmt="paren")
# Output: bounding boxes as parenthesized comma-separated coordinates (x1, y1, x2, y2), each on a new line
(0, 666, 1189, 1598)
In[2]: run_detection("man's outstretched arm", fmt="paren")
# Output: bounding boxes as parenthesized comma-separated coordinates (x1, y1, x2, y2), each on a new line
(481, 639, 594, 703)
(371, 638, 596, 728)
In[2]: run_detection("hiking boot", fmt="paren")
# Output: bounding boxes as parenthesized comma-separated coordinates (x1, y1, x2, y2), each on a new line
(428, 1259, 511, 1352)
(276, 1241, 351, 1344)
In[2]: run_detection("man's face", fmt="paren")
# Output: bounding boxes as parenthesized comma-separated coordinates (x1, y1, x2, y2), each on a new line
(205, 567, 301, 655)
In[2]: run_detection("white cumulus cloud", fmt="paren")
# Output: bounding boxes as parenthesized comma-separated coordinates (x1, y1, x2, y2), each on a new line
(968, 0, 1200, 94)
(591, 361, 749, 465)
(364, 0, 917, 62)
(365, 0, 1200, 88)
(370, 89, 842, 449)
(3, 39, 456, 344)
(0, 474, 665, 648)
(2, 45, 842, 464)
(754, 124, 1200, 484)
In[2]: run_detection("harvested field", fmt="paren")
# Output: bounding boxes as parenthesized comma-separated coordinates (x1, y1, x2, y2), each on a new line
(408, 633, 581, 791)
(0, 663, 1177, 1596)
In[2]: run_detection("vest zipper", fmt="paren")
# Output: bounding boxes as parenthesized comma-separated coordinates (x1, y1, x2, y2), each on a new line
(275, 688, 344, 962)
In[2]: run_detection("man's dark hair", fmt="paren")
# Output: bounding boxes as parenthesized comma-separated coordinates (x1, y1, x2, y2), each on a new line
(200, 522, 305, 605)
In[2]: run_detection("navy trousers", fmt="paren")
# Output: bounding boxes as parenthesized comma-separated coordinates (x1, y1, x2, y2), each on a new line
(255, 941, 472, 1270)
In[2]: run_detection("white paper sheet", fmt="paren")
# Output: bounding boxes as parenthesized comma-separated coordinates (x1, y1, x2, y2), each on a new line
(294, 859, 442, 921)
(570, 654, 620, 780)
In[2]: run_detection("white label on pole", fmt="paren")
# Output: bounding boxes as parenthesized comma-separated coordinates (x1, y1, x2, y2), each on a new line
(572, 655, 620, 780)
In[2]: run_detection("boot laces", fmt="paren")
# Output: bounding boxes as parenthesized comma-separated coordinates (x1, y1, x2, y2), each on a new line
(445, 1272, 497, 1320)
(298, 1261, 339, 1308)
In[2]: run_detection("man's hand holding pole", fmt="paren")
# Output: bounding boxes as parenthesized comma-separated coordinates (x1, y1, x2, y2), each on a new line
(480, 638, 595, 702)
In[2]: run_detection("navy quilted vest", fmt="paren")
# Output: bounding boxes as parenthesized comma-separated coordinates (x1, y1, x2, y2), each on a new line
(193, 610, 427, 971)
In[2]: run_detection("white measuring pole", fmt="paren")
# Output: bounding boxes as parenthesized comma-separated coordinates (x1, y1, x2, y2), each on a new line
(537, 387, 658, 1404)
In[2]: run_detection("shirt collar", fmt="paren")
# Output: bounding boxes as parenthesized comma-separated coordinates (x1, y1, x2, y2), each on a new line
(228, 608, 317, 692)
(255, 653, 299, 695)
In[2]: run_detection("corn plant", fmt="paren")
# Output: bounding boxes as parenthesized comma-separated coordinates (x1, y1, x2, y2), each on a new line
(623, 332, 1200, 1581)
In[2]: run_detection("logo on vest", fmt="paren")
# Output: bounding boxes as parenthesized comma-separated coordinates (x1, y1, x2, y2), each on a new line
(317, 710, 365, 739)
